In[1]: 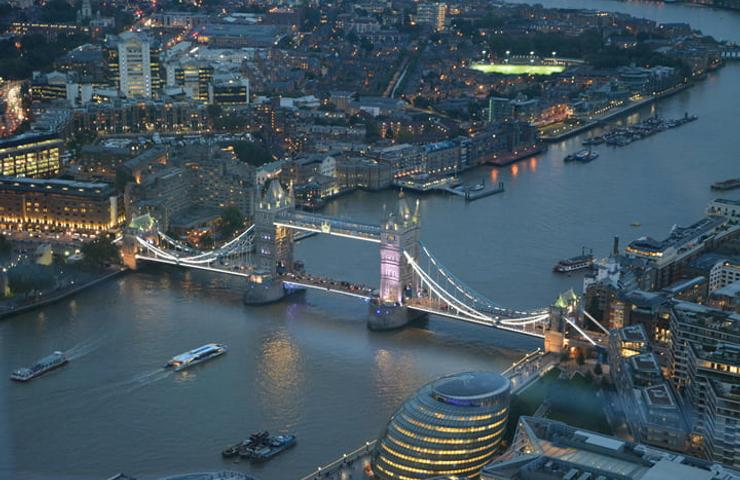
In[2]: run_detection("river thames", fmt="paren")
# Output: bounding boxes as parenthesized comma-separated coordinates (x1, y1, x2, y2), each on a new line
(1, 3, 739, 480)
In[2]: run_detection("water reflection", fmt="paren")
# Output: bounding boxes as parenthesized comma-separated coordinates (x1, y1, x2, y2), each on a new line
(373, 348, 419, 409)
(257, 330, 304, 424)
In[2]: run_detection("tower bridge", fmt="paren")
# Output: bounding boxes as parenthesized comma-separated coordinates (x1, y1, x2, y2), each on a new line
(124, 180, 606, 343)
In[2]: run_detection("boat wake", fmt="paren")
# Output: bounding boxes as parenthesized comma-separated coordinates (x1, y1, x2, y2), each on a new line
(65, 334, 109, 360)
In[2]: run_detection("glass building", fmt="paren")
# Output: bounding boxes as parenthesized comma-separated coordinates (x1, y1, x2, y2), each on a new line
(372, 371, 511, 480)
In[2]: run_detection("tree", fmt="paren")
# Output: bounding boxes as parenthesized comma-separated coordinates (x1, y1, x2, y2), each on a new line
(217, 206, 245, 240)
(81, 237, 119, 270)
(230, 140, 273, 167)
(0, 235, 11, 257)
(40, 0, 77, 22)
(8, 264, 55, 296)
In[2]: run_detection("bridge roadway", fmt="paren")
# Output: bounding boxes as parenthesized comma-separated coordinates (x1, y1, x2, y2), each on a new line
(280, 272, 375, 300)
(404, 297, 546, 338)
(274, 211, 381, 243)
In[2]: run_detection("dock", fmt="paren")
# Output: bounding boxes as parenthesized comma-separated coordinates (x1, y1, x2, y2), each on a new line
(443, 181, 505, 202)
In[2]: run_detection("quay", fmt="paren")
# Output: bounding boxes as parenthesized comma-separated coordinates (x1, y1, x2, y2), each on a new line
(541, 81, 692, 142)
(0, 268, 126, 320)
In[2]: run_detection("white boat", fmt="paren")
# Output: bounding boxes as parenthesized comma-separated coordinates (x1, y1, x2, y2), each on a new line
(166, 343, 227, 371)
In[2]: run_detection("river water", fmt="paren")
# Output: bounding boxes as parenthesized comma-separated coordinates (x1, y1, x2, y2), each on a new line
(1, 3, 739, 480)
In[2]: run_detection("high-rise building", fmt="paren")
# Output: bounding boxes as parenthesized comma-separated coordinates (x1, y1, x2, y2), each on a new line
(372, 371, 511, 480)
(416, 2, 446, 31)
(109, 33, 162, 98)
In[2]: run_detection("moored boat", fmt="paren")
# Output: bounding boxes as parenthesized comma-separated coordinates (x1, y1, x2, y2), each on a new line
(10, 351, 68, 382)
(554, 248, 594, 273)
(711, 179, 740, 191)
(250, 434, 297, 462)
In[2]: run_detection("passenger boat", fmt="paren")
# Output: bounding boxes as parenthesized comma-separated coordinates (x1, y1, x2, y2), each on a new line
(10, 351, 68, 382)
(166, 343, 227, 371)
(554, 249, 594, 273)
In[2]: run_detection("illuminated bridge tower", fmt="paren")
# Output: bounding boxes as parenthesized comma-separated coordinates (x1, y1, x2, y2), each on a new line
(368, 193, 425, 330)
(244, 180, 294, 304)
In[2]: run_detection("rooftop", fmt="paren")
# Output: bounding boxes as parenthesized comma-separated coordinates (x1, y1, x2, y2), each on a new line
(483, 417, 740, 480)
(0, 177, 114, 197)
(431, 371, 510, 404)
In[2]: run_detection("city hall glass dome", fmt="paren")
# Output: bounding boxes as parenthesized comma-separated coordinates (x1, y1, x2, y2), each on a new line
(372, 371, 511, 480)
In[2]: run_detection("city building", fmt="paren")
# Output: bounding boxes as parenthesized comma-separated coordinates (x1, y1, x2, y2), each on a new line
(708, 281, 740, 313)
(625, 216, 737, 289)
(108, 32, 163, 98)
(669, 302, 740, 390)
(208, 75, 250, 105)
(416, 2, 447, 31)
(372, 371, 511, 479)
(336, 157, 393, 191)
(707, 198, 740, 224)
(0, 177, 123, 234)
(686, 343, 740, 467)
(482, 416, 740, 480)
(609, 326, 688, 451)
(0, 133, 63, 178)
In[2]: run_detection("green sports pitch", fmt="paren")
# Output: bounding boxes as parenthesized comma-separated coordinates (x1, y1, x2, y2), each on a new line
(470, 63, 565, 75)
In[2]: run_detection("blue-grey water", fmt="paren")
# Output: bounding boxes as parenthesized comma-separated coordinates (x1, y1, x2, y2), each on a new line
(1, 3, 739, 479)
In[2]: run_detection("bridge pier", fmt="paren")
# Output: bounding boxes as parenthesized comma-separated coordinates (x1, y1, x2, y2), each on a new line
(367, 302, 426, 331)
(243, 276, 287, 305)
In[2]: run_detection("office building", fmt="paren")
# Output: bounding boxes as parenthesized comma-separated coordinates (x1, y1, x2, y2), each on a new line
(372, 371, 510, 479)
(0, 133, 63, 178)
(0, 177, 123, 234)
(108, 32, 162, 98)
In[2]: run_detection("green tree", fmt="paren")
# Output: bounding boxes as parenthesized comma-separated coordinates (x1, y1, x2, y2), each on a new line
(217, 206, 245, 240)
(8, 264, 55, 296)
(81, 237, 119, 270)
(230, 140, 273, 166)
(0, 235, 11, 257)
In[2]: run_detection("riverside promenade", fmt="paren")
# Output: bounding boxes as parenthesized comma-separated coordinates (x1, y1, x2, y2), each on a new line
(0, 268, 126, 319)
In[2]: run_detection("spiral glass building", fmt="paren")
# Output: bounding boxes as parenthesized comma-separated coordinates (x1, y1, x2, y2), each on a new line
(372, 371, 511, 480)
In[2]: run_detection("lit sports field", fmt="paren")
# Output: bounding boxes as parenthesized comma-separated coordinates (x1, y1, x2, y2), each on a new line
(470, 63, 566, 75)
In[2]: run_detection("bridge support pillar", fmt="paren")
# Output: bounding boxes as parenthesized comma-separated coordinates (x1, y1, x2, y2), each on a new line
(121, 235, 140, 270)
(367, 302, 426, 331)
(243, 275, 286, 305)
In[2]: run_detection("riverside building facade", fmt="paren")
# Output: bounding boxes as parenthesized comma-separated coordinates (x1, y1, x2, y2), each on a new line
(0, 177, 123, 234)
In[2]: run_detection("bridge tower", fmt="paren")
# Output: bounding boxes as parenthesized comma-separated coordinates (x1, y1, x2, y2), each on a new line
(368, 193, 425, 330)
(121, 214, 159, 270)
(244, 180, 294, 304)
